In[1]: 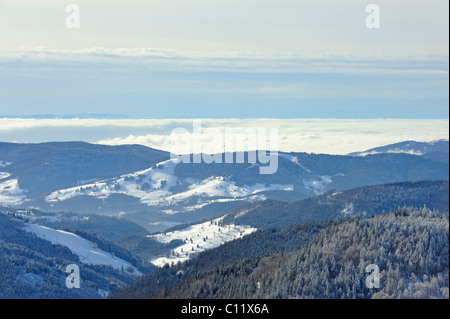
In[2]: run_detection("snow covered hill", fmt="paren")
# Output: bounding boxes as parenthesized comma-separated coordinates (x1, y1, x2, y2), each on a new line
(1, 141, 448, 235)
(23, 223, 142, 276)
(348, 139, 449, 157)
(45, 158, 295, 213)
(149, 216, 256, 267)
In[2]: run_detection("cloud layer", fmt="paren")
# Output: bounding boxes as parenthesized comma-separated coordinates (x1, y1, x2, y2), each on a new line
(1, 47, 448, 75)
(0, 118, 448, 155)
(1, 48, 448, 119)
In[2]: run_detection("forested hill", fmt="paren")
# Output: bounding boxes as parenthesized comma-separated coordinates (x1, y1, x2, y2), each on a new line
(223, 180, 449, 229)
(149, 207, 449, 299)
(108, 220, 330, 299)
(109, 207, 449, 299)
(0, 210, 153, 298)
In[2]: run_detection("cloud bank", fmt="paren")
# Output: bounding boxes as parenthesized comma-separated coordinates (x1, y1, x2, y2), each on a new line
(1, 47, 448, 75)
(1, 48, 448, 119)
(0, 118, 448, 155)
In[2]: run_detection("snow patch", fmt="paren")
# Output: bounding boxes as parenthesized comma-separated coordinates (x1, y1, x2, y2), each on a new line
(97, 289, 110, 298)
(149, 216, 256, 267)
(0, 178, 27, 205)
(23, 224, 142, 276)
(303, 175, 332, 195)
(45, 158, 180, 204)
(355, 149, 424, 156)
(303, 173, 344, 195)
(45, 158, 293, 213)
(341, 203, 354, 215)
(279, 154, 312, 173)
(0, 160, 12, 168)
(0, 172, 11, 180)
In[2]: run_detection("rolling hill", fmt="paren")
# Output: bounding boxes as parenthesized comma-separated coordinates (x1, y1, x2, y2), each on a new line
(1, 141, 448, 233)
(0, 208, 155, 298)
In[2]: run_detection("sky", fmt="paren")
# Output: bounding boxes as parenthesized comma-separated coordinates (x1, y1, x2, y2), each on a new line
(0, 1, 448, 152)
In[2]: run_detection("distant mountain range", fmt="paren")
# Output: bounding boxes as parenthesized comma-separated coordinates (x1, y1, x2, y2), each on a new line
(223, 180, 449, 229)
(115, 179, 448, 268)
(349, 139, 449, 163)
(1, 139, 448, 299)
(1, 140, 448, 233)
(0, 113, 131, 119)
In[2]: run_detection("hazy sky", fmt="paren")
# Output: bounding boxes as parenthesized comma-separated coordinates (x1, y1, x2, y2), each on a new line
(1, 0, 448, 54)
(0, 0, 448, 119)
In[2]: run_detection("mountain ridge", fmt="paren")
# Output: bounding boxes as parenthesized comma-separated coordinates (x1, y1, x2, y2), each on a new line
(1, 140, 448, 233)
(348, 139, 449, 158)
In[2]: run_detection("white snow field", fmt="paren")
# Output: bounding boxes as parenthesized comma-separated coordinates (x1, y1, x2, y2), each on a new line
(149, 216, 257, 267)
(0, 172, 10, 180)
(279, 154, 346, 196)
(279, 153, 312, 173)
(0, 178, 27, 205)
(0, 160, 12, 168)
(23, 223, 142, 276)
(45, 158, 294, 210)
(0, 160, 27, 205)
